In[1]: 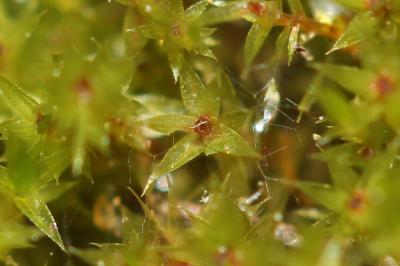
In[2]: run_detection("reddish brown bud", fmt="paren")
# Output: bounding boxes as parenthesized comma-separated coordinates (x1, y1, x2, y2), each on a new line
(171, 23, 181, 37)
(348, 190, 367, 212)
(358, 146, 374, 159)
(193, 115, 213, 137)
(371, 73, 395, 99)
(247, 2, 266, 16)
(73, 77, 92, 103)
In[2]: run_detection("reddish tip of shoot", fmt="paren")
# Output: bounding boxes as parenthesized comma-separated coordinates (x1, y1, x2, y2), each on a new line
(247, 2, 266, 17)
(193, 115, 213, 137)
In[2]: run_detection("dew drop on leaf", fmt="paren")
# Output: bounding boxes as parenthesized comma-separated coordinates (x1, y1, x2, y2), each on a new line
(253, 78, 281, 147)
(274, 222, 302, 247)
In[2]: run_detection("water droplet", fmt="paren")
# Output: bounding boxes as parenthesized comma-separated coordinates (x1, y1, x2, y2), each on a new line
(155, 174, 170, 192)
(25, 32, 31, 38)
(97, 260, 105, 266)
(274, 223, 302, 247)
(199, 190, 210, 203)
(253, 79, 280, 147)
(381, 256, 398, 266)
(145, 5, 152, 13)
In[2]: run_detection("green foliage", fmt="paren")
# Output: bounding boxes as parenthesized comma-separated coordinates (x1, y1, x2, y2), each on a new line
(1, 0, 400, 265)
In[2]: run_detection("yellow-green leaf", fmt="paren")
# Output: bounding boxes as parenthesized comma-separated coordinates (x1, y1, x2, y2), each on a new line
(180, 59, 206, 115)
(142, 134, 204, 195)
(145, 114, 195, 135)
(14, 196, 66, 252)
(204, 124, 258, 158)
(243, 22, 273, 78)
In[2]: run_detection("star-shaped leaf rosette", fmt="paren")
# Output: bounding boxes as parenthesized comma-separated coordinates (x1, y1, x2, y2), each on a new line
(126, 0, 214, 82)
(142, 59, 259, 195)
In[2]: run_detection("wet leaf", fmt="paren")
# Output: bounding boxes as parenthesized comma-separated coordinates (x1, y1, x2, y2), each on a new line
(276, 26, 290, 61)
(6, 135, 40, 193)
(179, 59, 206, 115)
(168, 52, 184, 83)
(0, 76, 38, 122)
(288, 24, 300, 66)
(289, 180, 343, 211)
(185, 0, 209, 20)
(14, 196, 66, 252)
(145, 114, 195, 135)
(219, 109, 249, 132)
(127, 24, 165, 40)
(204, 124, 258, 158)
(319, 145, 360, 191)
(201, 2, 246, 25)
(0, 202, 43, 260)
(169, 0, 185, 20)
(142, 134, 204, 195)
(312, 63, 376, 99)
(197, 79, 221, 118)
(243, 22, 273, 78)
(326, 12, 375, 54)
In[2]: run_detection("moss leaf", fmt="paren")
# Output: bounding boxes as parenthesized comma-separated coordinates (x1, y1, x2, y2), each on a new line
(204, 124, 258, 158)
(143, 134, 204, 195)
(14, 196, 66, 252)
(243, 22, 273, 78)
(179, 60, 206, 115)
(145, 114, 195, 135)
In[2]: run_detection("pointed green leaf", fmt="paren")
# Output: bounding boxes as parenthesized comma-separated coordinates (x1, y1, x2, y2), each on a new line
(168, 52, 184, 83)
(317, 87, 353, 131)
(194, 44, 216, 59)
(6, 135, 40, 193)
(204, 124, 258, 158)
(145, 114, 195, 135)
(276, 26, 290, 60)
(197, 79, 221, 118)
(169, 0, 185, 20)
(326, 12, 375, 54)
(0, 202, 43, 259)
(128, 187, 175, 243)
(14, 196, 66, 252)
(179, 60, 206, 115)
(312, 63, 375, 99)
(243, 22, 273, 78)
(288, 24, 300, 66)
(142, 134, 204, 195)
(201, 2, 246, 25)
(219, 109, 249, 132)
(185, 0, 209, 20)
(126, 24, 164, 40)
(0, 76, 38, 121)
(288, 180, 343, 211)
(319, 144, 360, 191)
(38, 146, 70, 184)
(123, 8, 149, 57)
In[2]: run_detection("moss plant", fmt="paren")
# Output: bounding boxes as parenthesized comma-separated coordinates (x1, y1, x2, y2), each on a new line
(1, 0, 400, 265)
